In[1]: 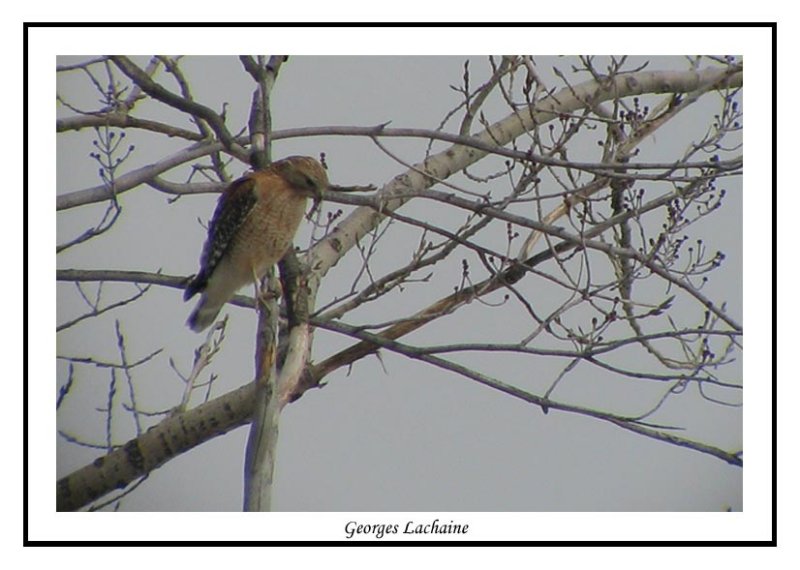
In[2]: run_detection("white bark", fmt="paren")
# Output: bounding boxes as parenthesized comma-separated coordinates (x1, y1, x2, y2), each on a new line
(303, 67, 742, 303)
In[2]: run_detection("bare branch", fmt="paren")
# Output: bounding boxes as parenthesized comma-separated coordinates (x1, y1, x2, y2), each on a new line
(56, 140, 247, 211)
(57, 113, 204, 140)
(109, 56, 245, 156)
(311, 319, 743, 467)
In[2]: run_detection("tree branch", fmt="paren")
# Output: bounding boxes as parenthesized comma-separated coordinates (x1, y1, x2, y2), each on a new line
(56, 381, 257, 511)
(109, 56, 245, 155)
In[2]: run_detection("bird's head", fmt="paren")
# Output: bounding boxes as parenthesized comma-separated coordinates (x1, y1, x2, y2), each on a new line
(276, 156, 329, 200)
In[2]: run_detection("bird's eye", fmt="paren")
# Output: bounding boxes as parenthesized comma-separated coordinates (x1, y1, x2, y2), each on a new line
(304, 175, 316, 188)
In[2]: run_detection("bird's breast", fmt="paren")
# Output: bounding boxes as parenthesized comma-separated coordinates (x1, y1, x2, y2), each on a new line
(228, 193, 308, 277)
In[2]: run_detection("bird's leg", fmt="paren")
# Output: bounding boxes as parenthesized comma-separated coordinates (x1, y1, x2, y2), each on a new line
(252, 267, 266, 308)
(252, 267, 281, 310)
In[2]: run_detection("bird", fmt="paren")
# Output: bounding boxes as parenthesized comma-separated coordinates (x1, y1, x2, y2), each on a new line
(184, 155, 328, 332)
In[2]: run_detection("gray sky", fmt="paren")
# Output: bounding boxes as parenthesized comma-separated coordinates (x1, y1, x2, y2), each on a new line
(55, 54, 744, 517)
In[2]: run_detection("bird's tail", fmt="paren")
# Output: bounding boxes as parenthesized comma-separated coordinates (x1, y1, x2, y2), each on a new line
(187, 295, 222, 332)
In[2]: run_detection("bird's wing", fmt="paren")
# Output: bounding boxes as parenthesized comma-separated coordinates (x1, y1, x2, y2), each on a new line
(184, 175, 258, 300)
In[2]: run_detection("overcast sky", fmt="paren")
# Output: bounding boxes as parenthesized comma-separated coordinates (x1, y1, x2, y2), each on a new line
(53, 53, 746, 517)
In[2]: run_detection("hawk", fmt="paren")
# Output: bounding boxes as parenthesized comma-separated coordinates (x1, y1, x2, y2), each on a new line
(184, 156, 328, 332)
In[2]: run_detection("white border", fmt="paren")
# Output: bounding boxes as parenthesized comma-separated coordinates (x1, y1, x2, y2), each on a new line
(28, 24, 772, 544)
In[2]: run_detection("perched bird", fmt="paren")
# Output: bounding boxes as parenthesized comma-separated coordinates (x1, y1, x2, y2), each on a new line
(184, 156, 328, 332)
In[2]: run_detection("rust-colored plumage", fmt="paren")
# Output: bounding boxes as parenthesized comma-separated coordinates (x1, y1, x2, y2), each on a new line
(185, 156, 328, 331)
